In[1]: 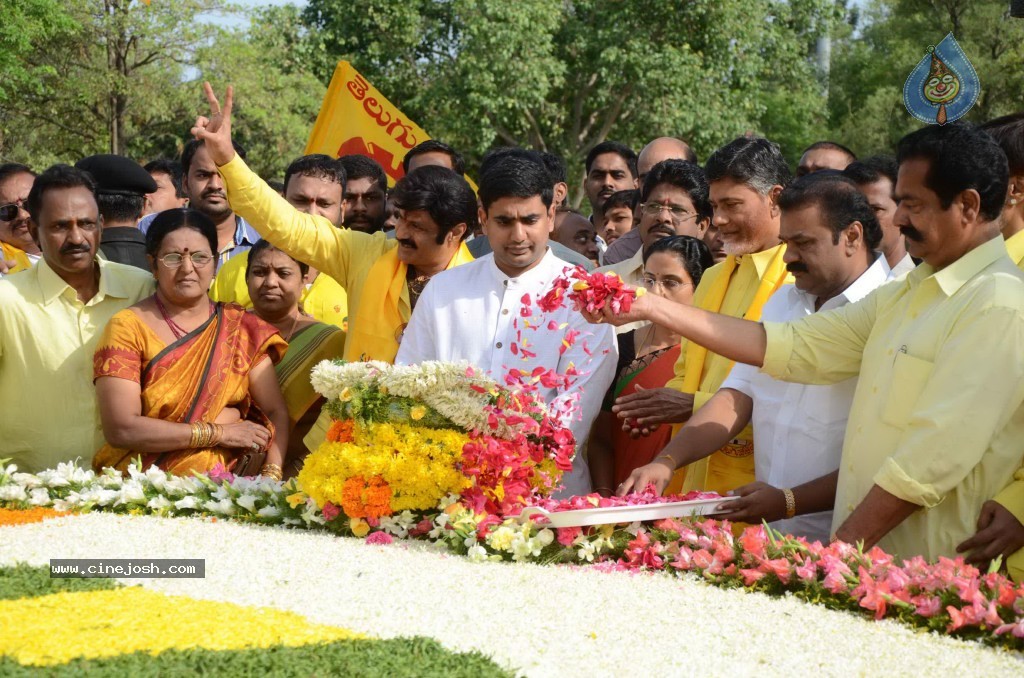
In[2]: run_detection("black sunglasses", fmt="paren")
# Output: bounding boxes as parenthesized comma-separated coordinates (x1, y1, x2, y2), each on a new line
(0, 200, 26, 221)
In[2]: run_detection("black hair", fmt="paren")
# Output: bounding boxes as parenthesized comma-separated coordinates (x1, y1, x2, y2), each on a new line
(640, 160, 713, 221)
(478, 153, 554, 211)
(585, 141, 638, 177)
(842, 155, 898, 190)
(391, 165, 478, 243)
(979, 112, 1024, 177)
(801, 141, 857, 161)
(0, 162, 35, 186)
(402, 140, 465, 176)
(144, 208, 218, 260)
(97, 193, 145, 223)
(539, 151, 567, 185)
(338, 155, 387, 190)
(896, 122, 1009, 222)
(705, 136, 791, 194)
(25, 164, 97, 223)
(245, 238, 309, 278)
(144, 158, 186, 198)
(642, 235, 714, 288)
(601, 189, 639, 216)
(777, 172, 883, 250)
(181, 138, 247, 177)
(283, 154, 346, 194)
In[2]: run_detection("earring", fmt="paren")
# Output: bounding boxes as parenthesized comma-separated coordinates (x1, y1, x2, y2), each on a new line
(1011, 199, 1019, 206)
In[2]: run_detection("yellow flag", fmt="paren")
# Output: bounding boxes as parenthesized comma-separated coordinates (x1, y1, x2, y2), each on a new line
(305, 61, 475, 189)
(306, 61, 428, 187)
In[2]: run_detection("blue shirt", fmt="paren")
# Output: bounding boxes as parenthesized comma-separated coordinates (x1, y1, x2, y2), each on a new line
(138, 213, 260, 265)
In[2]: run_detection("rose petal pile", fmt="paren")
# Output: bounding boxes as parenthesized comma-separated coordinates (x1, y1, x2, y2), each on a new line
(539, 268, 644, 314)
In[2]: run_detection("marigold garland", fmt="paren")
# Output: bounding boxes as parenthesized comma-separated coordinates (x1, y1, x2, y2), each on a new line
(0, 508, 69, 527)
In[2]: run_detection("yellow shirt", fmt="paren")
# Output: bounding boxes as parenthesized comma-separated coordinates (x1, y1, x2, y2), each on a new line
(0, 257, 155, 472)
(1, 241, 32, 275)
(219, 154, 404, 341)
(762, 236, 1024, 562)
(209, 250, 349, 332)
(1005, 229, 1024, 269)
(665, 244, 791, 494)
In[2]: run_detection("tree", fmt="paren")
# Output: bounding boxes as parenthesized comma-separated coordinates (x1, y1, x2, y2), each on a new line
(827, 0, 1024, 156)
(303, 0, 840, 204)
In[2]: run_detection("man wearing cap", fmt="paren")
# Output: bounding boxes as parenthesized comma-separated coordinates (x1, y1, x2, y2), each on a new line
(76, 154, 157, 270)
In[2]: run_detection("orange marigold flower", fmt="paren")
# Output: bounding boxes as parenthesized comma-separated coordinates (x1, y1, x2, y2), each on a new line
(0, 507, 70, 527)
(326, 419, 355, 443)
(339, 475, 393, 519)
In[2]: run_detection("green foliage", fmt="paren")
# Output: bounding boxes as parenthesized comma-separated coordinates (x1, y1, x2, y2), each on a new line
(0, 563, 120, 600)
(0, 637, 513, 677)
(828, 0, 1024, 156)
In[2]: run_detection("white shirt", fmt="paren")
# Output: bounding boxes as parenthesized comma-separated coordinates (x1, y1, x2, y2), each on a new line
(721, 255, 891, 542)
(889, 252, 917, 279)
(397, 249, 618, 497)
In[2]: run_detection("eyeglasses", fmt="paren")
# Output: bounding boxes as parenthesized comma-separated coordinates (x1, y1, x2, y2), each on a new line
(0, 199, 27, 221)
(158, 252, 214, 268)
(641, 276, 693, 293)
(639, 202, 697, 223)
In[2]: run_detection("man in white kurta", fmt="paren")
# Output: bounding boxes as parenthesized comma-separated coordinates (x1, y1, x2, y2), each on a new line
(396, 152, 617, 497)
(720, 253, 890, 541)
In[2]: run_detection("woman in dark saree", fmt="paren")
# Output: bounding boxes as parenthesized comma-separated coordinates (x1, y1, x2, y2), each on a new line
(92, 209, 289, 478)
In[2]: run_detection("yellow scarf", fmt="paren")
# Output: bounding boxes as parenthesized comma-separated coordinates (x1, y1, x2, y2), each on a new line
(344, 241, 474, 363)
(1, 241, 32, 275)
(681, 246, 789, 392)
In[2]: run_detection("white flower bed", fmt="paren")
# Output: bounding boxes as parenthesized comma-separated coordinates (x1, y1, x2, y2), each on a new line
(2, 513, 1022, 676)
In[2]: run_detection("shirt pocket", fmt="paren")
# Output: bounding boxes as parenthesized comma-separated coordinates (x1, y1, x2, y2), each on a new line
(880, 351, 934, 428)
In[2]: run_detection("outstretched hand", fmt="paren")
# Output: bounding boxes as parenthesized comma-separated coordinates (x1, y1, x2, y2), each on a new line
(579, 286, 656, 327)
(190, 82, 236, 166)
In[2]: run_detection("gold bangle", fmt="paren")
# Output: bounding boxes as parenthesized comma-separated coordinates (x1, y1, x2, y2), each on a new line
(260, 463, 283, 481)
(782, 488, 796, 519)
(210, 423, 223, 447)
(655, 454, 676, 469)
(189, 422, 202, 448)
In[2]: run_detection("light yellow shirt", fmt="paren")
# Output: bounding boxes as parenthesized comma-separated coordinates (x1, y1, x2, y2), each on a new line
(0, 257, 154, 472)
(762, 236, 1024, 561)
(219, 154, 403, 336)
(209, 249, 349, 332)
(665, 244, 791, 495)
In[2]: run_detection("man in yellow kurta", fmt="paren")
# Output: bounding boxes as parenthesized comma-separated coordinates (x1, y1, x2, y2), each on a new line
(614, 137, 793, 496)
(210, 154, 350, 332)
(191, 84, 476, 449)
(588, 123, 1024, 575)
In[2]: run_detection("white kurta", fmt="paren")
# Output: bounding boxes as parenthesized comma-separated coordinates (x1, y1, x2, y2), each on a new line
(721, 255, 891, 542)
(396, 249, 618, 497)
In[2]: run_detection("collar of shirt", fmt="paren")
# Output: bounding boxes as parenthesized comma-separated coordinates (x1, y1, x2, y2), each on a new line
(794, 253, 891, 313)
(229, 215, 260, 252)
(36, 256, 136, 307)
(908, 235, 1010, 297)
(734, 242, 785, 278)
(1005, 229, 1024, 267)
(486, 247, 564, 289)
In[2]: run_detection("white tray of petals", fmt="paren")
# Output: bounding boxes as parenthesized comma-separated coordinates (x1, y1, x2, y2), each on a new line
(516, 496, 741, 528)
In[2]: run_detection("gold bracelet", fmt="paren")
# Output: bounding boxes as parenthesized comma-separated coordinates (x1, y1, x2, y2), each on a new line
(209, 423, 223, 447)
(260, 463, 283, 480)
(782, 488, 796, 519)
(199, 422, 213, 448)
(655, 454, 676, 469)
(189, 422, 202, 448)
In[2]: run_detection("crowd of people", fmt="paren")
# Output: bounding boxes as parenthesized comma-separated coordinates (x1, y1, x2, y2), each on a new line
(1, 80, 1023, 580)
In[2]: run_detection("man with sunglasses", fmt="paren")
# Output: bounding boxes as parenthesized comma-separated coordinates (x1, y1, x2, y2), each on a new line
(0, 165, 154, 472)
(0, 163, 41, 275)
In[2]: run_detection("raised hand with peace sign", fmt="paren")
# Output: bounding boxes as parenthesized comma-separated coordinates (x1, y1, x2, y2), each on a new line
(190, 82, 237, 167)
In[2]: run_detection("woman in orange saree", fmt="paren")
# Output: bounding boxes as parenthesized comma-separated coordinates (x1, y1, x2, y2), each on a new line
(588, 236, 713, 495)
(92, 209, 289, 477)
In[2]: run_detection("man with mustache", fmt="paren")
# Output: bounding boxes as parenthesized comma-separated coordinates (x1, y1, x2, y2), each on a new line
(584, 141, 638, 238)
(586, 123, 1024, 571)
(190, 84, 476, 444)
(0, 163, 40, 274)
(396, 151, 617, 497)
(339, 155, 388, 234)
(619, 173, 890, 543)
(0, 165, 154, 472)
(613, 137, 793, 500)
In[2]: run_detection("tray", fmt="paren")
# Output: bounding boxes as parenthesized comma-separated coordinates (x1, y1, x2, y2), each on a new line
(516, 496, 740, 528)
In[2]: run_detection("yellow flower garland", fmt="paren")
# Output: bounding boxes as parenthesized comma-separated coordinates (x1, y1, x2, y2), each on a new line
(0, 588, 360, 666)
(298, 421, 471, 514)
